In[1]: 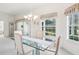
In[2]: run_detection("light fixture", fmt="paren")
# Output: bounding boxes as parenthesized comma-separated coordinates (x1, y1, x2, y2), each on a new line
(28, 14, 32, 18)
(24, 16, 28, 19)
(24, 14, 38, 20)
(33, 15, 38, 20)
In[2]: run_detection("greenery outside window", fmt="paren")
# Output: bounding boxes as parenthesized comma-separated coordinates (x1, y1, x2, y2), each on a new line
(69, 13, 79, 41)
(42, 18, 56, 41)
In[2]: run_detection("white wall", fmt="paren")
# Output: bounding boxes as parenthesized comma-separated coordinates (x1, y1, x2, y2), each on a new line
(30, 17, 43, 39)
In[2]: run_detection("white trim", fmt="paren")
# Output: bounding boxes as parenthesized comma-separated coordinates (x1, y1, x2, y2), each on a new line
(67, 13, 79, 41)
(67, 16, 69, 39)
(41, 17, 56, 40)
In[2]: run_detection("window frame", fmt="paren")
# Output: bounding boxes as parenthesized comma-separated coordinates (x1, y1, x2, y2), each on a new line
(68, 12, 79, 41)
(41, 17, 56, 41)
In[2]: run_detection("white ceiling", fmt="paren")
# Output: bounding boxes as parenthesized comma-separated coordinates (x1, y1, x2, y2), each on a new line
(0, 3, 74, 16)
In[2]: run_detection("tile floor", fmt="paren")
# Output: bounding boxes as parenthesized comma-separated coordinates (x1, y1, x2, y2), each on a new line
(0, 38, 72, 55)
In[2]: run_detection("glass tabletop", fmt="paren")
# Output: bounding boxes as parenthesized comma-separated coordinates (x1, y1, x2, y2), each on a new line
(22, 36, 54, 49)
(22, 36, 55, 55)
(22, 38, 48, 51)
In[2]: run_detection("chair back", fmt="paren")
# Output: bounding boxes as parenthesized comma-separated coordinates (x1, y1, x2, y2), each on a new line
(14, 31, 24, 55)
(55, 36, 61, 55)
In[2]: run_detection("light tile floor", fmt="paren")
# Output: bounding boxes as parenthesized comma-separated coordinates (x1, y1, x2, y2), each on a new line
(0, 38, 72, 55)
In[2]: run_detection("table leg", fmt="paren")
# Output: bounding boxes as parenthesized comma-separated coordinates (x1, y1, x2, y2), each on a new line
(32, 43, 40, 55)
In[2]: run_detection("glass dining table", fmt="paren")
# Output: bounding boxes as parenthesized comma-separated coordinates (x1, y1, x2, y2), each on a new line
(22, 36, 54, 55)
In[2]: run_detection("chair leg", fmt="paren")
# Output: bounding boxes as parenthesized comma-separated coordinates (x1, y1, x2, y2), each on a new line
(55, 51, 58, 55)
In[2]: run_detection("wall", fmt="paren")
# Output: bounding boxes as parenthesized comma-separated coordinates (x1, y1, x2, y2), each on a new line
(30, 17, 43, 39)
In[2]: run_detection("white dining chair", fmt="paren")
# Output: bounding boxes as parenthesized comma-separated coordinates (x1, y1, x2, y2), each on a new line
(14, 31, 32, 55)
(46, 36, 61, 55)
(14, 31, 24, 55)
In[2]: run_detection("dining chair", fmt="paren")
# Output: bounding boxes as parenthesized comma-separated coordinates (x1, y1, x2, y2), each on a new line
(14, 31, 24, 55)
(14, 31, 32, 55)
(46, 36, 61, 55)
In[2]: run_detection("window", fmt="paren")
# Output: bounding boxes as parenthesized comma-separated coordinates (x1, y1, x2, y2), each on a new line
(68, 13, 79, 41)
(45, 19, 56, 36)
(42, 18, 56, 41)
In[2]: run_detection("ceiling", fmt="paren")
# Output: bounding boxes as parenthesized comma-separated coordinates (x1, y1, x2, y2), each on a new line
(0, 3, 74, 16)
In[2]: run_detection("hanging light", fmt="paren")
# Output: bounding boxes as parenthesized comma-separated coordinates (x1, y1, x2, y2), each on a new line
(33, 15, 38, 20)
(28, 14, 32, 18)
(24, 14, 38, 20)
(24, 16, 28, 19)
